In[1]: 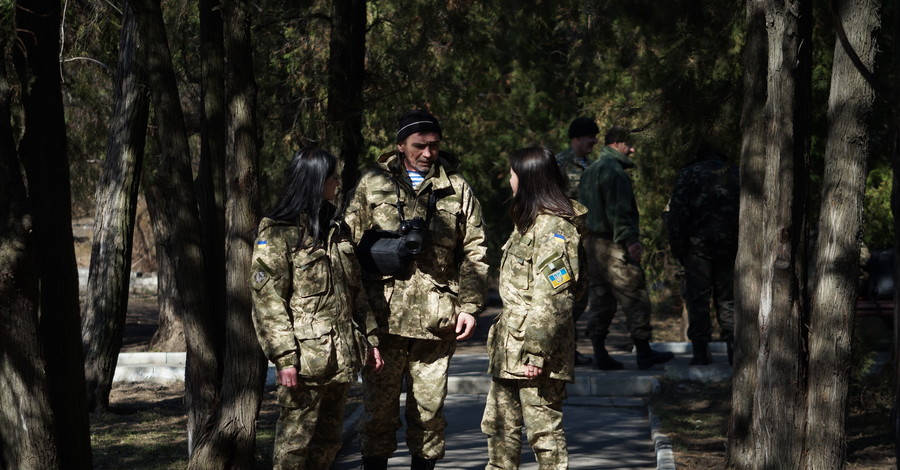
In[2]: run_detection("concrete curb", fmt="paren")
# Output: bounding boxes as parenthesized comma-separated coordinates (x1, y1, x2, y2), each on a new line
(648, 405, 677, 470)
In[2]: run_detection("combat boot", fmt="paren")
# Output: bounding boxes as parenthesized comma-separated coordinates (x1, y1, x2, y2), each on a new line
(591, 335, 624, 370)
(633, 338, 674, 370)
(410, 454, 437, 470)
(574, 350, 593, 366)
(689, 340, 711, 365)
(362, 456, 388, 470)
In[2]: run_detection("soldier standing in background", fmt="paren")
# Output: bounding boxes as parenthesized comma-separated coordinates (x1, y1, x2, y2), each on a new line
(345, 110, 489, 470)
(555, 117, 600, 367)
(578, 126, 675, 370)
(250, 148, 383, 469)
(482, 146, 586, 469)
(665, 144, 739, 365)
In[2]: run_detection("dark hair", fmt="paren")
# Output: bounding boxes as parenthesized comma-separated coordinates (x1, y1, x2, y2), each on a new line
(604, 126, 631, 145)
(568, 117, 599, 139)
(269, 148, 338, 243)
(509, 146, 575, 233)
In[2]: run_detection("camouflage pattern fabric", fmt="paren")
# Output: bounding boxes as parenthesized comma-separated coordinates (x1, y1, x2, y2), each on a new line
(481, 377, 567, 470)
(488, 205, 586, 382)
(345, 151, 489, 340)
(250, 216, 377, 385)
(554, 147, 590, 199)
(346, 151, 488, 460)
(272, 381, 349, 470)
(581, 234, 653, 341)
(250, 216, 378, 468)
(359, 334, 455, 459)
(665, 157, 740, 261)
(680, 253, 735, 342)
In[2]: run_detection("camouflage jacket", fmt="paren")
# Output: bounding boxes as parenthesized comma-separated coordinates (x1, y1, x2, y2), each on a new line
(578, 146, 640, 246)
(344, 152, 489, 340)
(250, 216, 378, 386)
(555, 147, 591, 199)
(488, 202, 586, 382)
(665, 157, 739, 260)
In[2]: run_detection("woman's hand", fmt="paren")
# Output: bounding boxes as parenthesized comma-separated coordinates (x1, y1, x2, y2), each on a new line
(368, 346, 385, 374)
(524, 364, 543, 378)
(277, 366, 298, 388)
(455, 312, 477, 340)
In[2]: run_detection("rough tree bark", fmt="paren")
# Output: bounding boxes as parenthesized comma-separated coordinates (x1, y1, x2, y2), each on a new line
(82, 3, 150, 413)
(188, 0, 267, 466)
(726, 0, 767, 464)
(14, 0, 93, 466)
(804, 0, 878, 467)
(0, 25, 61, 469)
(128, 0, 221, 451)
(751, 0, 813, 467)
(327, 0, 366, 189)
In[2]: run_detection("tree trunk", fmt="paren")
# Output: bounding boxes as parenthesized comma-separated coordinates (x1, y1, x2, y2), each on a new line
(327, 0, 366, 190)
(188, 0, 267, 466)
(144, 181, 187, 352)
(804, 1, 878, 467)
(0, 29, 61, 469)
(128, 0, 221, 452)
(726, 0, 767, 464)
(751, 0, 813, 467)
(82, 3, 150, 413)
(14, 0, 93, 466)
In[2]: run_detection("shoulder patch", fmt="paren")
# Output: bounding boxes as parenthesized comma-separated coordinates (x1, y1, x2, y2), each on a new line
(546, 266, 571, 289)
(553, 233, 567, 241)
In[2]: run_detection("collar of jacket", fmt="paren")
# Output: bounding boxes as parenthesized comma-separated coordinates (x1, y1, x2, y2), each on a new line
(599, 145, 635, 170)
(376, 150, 455, 193)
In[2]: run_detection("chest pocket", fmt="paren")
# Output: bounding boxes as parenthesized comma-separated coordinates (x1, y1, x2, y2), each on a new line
(368, 189, 401, 231)
(294, 248, 329, 298)
(504, 236, 534, 291)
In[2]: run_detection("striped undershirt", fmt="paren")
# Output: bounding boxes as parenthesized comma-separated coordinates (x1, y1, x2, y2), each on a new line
(407, 169, 426, 189)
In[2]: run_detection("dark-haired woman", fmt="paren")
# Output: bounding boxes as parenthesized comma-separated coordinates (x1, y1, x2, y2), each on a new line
(481, 146, 586, 470)
(250, 148, 383, 469)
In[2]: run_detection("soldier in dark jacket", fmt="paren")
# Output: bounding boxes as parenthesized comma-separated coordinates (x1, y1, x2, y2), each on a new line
(665, 144, 740, 365)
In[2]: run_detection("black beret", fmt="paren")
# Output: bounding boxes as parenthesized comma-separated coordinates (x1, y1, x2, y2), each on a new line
(568, 117, 600, 139)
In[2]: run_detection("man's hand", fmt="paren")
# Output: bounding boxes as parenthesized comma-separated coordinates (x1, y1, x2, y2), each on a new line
(627, 242, 644, 263)
(277, 366, 298, 388)
(368, 346, 385, 374)
(455, 312, 477, 340)
(524, 364, 543, 378)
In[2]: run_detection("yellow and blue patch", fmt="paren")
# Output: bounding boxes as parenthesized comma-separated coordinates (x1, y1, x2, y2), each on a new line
(547, 266, 571, 288)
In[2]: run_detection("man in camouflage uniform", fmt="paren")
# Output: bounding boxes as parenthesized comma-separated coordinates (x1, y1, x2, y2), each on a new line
(345, 110, 489, 470)
(251, 217, 379, 469)
(555, 117, 599, 367)
(482, 202, 587, 470)
(665, 145, 739, 365)
(578, 126, 675, 370)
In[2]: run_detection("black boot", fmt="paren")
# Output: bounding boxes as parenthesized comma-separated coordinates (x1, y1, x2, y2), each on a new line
(591, 335, 624, 370)
(362, 456, 388, 470)
(689, 340, 711, 365)
(574, 350, 593, 366)
(633, 338, 674, 370)
(411, 454, 437, 470)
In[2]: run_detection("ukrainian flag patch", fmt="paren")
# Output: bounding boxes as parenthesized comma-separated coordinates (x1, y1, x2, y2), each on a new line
(547, 267, 571, 288)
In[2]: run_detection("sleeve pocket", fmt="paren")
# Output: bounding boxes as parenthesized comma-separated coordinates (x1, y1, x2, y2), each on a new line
(537, 251, 573, 294)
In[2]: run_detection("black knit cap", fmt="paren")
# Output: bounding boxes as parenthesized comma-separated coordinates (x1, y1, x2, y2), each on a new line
(568, 117, 600, 139)
(396, 110, 442, 143)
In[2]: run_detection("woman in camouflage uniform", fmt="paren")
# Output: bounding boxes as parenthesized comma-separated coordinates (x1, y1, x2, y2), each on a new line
(250, 148, 383, 469)
(482, 147, 586, 470)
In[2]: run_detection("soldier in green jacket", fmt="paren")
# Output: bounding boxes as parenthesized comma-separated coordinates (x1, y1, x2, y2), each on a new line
(482, 146, 586, 470)
(555, 117, 600, 367)
(250, 148, 383, 470)
(345, 110, 489, 470)
(578, 126, 674, 370)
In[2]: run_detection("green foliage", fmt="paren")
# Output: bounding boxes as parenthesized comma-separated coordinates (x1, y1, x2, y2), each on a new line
(864, 167, 894, 250)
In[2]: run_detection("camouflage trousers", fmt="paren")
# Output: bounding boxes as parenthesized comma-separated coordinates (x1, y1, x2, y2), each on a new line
(481, 377, 568, 470)
(273, 380, 350, 470)
(360, 333, 456, 460)
(582, 235, 653, 341)
(681, 252, 735, 342)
